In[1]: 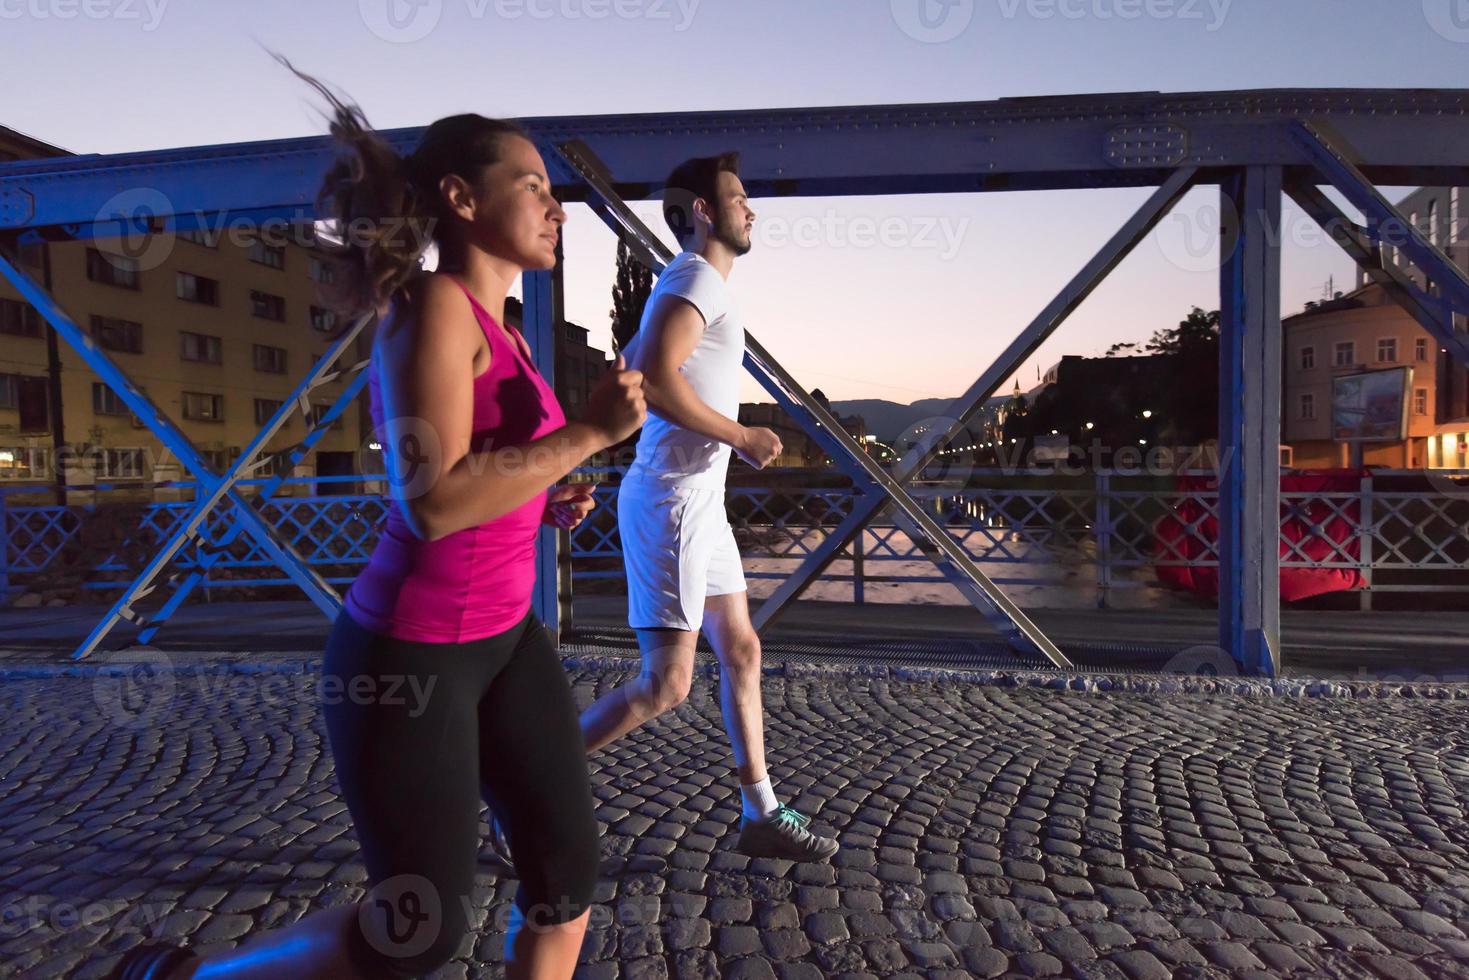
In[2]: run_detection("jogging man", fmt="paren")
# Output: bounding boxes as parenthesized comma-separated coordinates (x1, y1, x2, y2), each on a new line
(579, 151, 839, 861)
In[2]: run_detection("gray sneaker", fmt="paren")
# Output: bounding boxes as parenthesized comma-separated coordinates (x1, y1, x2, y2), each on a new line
(736, 805, 840, 861)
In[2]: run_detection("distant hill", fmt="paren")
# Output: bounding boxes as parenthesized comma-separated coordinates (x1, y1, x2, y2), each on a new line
(829, 397, 964, 443)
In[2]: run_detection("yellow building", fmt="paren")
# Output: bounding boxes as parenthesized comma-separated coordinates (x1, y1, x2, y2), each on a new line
(1282, 285, 1440, 468)
(1284, 184, 1469, 470)
(0, 124, 369, 501)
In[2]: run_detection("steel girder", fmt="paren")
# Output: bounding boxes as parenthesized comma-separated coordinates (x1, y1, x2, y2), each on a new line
(1290, 121, 1469, 364)
(5, 91, 1469, 237)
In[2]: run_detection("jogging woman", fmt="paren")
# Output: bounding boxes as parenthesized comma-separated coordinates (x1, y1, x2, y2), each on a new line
(109, 70, 644, 980)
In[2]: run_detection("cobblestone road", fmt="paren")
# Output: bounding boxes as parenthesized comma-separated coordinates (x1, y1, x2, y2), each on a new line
(2, 659, 1467, 979)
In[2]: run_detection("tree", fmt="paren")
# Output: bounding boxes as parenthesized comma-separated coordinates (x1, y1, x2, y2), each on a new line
(1144, 306, 1220, 357)
(609, 239, 653, 353)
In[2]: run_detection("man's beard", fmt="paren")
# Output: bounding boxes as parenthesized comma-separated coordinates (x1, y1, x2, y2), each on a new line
(713, 215, 752, 256)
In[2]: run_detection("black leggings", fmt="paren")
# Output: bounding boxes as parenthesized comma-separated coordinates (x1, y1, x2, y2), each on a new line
(321, 608, 600, 978)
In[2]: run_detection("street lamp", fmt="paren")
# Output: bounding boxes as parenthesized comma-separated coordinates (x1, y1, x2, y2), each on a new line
(1141, 409, 1153, 419)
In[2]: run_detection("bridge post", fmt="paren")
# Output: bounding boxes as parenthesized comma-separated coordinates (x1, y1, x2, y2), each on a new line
(1217, 166, 1283, 678)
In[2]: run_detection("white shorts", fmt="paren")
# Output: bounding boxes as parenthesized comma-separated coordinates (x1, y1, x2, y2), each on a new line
(617, 481, 746, 631)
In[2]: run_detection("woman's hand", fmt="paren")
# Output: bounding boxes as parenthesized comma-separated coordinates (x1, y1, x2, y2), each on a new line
(544, 482, 596, 530)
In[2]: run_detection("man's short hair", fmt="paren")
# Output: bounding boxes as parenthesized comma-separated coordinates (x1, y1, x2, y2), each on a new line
(663, 151, 741, 245)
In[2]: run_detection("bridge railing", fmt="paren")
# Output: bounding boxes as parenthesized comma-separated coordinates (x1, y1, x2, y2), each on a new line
(4, 468, 1468, 609)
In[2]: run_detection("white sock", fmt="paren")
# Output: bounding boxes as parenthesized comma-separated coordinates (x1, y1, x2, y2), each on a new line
(741, 776, 779, 820)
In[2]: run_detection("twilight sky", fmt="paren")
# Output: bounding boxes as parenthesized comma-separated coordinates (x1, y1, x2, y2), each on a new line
(1, 0, 1458, 403)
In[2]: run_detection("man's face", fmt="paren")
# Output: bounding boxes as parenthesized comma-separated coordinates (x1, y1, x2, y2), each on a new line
(707, 170, 755, 256)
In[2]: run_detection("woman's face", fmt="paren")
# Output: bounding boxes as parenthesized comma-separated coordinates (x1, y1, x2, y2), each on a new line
(459, 135, 567, 271)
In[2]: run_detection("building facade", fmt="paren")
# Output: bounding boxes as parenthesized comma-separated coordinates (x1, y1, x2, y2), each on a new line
(1284, 184, 1469, 469)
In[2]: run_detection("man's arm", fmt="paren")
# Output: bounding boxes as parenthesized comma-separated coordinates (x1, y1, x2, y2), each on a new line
(633, 293, 781, 466)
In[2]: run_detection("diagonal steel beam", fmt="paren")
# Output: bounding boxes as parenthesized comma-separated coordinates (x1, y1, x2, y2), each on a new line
(552, 139, 1072, 666)
(1290, 119, 1469, 366)
(751, 167, 1200, 626)
(1285, 178, 1458, 348)
(0, 250, 344, 659)
(136, 336, 374, 646)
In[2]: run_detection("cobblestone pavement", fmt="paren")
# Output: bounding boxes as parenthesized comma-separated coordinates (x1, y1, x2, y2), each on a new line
(2, 659, 1468, 979)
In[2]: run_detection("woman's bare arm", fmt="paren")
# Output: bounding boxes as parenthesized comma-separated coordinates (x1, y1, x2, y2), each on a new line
(378, 275, 628, 542)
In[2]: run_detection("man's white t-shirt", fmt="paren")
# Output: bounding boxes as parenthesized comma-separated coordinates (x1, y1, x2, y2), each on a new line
(623, 251, 745, 491)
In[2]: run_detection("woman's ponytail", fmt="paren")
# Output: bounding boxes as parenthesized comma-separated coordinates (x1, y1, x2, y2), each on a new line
(277, 55, 435, 319)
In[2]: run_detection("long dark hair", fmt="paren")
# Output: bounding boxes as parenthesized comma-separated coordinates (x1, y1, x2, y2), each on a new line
(278, 56, 526, 318)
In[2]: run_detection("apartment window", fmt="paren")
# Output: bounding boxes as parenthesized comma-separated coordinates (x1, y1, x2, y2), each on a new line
(178, 227, 217, 247)
(253, 344, 288, 373)
(309, 305, 339, 334)
(86, 248, 140, 289)
(309, 256, 338, 284)
(1415, 388, 1429, 416)
(1454, 188, 1462, 245)
(1300, 393, 1315, 421)
(0, 446, 48, 480)
(249, 290, 286, 322)
(0, 298, 41, 337)
(17, 242, 45, 268)
(1334, 341, 1355, 367)
(1429, 200, 1440, 248)
(1299, 346, 1315, 371)
(92, 382, 128, 416)
(180, 331, 223, 364)
(248, 240, 286, 270)
(177, 272, 220, 305)
(1417, 338, 1429, 362)
(305, 404, 344, 431)
(1, 375, 47, 431)
(90, 315, 143, 354)
(182, 391, 224, 422)
(254, 398, 285, 425)
(1377, 338, 1397, 363)
(98, 448, 146, 479)
(201, 448, 230, 472)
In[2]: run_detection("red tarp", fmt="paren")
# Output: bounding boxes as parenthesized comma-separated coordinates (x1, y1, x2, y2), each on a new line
(1153, 469, 1368, 601)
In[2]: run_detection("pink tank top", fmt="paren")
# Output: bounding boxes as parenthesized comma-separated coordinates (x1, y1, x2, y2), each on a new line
(345, 276, 567, 643)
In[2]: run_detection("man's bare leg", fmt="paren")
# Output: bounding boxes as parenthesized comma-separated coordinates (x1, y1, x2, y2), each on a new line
(580, 627, 698, 754)
(701, 591, 767, 787)
(703, 590, 839, 861)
